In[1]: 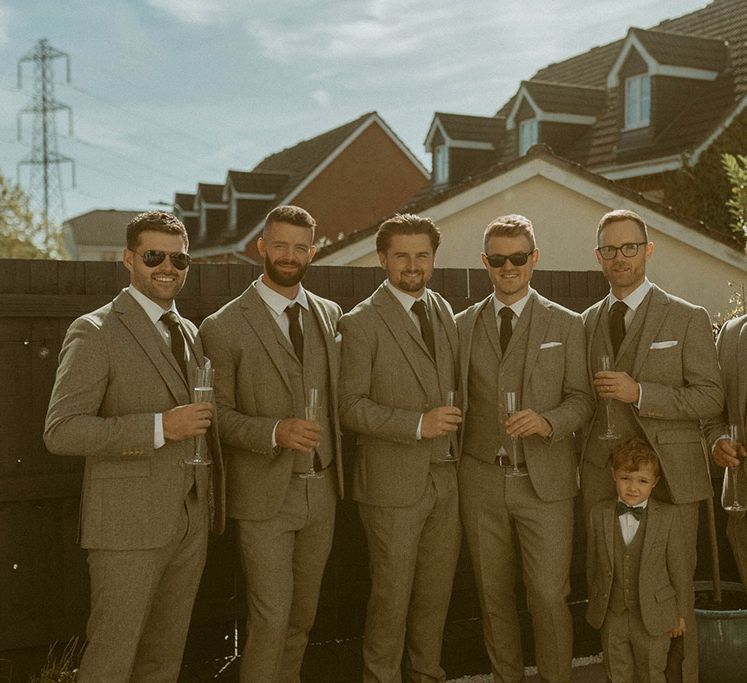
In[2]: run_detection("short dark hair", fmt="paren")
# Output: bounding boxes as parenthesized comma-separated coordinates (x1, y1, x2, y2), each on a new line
(126, 211, 188, 251)
(483, 214, 536, 252)
(612, 437, 661, 477)
(375, 213, 441, 254)
(597, 209, 649, 243)
(264, 205, 316, 238)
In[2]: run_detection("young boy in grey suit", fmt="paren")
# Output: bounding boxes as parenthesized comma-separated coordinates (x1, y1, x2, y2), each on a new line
(586, 438, 687, 683)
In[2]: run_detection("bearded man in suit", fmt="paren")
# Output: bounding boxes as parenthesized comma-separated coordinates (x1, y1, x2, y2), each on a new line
(44, 210, 224, 682)
(580, 208, 723, 682)
(456, 214, 593, 683)
(705, 314, 747, 588)
(338, 213, 462, 683)
(199, 205, 343, 683)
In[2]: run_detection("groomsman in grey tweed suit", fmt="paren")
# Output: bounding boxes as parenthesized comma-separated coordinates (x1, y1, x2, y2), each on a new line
(200, 205, 344, 683)
(705, 314, 747, 588)
(45, 211, 224, 682)
(339, 213, 462, 683)
(457, 214, 593, 683)
(580, 209, 723, 682)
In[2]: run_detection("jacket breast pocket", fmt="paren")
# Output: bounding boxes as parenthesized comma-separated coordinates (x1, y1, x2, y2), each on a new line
(91, 458, 151, 479)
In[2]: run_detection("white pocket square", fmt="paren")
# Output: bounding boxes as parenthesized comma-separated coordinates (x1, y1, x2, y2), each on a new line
(334, 332, 342, 342)
(650, 340, 678, 349)
(540, 341, 563, 349)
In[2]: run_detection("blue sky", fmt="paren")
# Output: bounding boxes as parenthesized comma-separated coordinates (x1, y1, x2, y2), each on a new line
(0, 0, 706, 224)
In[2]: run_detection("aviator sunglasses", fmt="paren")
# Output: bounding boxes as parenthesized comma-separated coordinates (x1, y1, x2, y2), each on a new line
(485, 250, 535, 268)
(134, 250, 192, 270)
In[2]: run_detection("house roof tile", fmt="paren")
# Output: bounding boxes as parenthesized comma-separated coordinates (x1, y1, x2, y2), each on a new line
(432, 112, 505, 145)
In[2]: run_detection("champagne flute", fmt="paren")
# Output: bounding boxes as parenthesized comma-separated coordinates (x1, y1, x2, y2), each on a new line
(597, 355, 621, 440)
(437, 390, 459, 463)
(722, 424, 745, 512)
(299, 387, 323, 480)
(504, 391, 528, 478)
(183, 365, 213, 465)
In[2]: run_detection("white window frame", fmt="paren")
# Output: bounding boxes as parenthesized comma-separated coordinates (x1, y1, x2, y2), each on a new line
(624, 74, 651, 130)
(518, 119, 538, 156)
(433, 144, 449, 184)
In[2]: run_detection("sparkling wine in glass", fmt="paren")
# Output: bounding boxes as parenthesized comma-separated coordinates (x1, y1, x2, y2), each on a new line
(184, 365, 213, 465)
(504, 391, 527, 478)
(299, 387, 323, 480)
(437, 390, 459, 463)
(597, 355, 621, 440)
(722, 424, 745, 512)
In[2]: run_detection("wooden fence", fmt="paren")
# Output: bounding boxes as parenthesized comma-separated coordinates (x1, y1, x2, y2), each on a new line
(0, 259, 734, 682)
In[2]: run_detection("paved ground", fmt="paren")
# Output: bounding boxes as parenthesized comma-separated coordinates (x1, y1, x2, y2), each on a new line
(448, 654, 607, 682)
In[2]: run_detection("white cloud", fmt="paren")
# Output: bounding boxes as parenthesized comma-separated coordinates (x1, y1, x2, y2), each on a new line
(146, 0, 224, 25)
(311, 89, 330, 107)
(0, 4, 13, 45)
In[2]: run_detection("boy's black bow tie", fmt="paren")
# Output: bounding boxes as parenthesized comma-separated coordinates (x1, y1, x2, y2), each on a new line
(616, 502, 644, 520)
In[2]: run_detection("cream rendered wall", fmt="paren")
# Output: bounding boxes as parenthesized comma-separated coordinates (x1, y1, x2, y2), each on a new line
(343, 175, 744, 317)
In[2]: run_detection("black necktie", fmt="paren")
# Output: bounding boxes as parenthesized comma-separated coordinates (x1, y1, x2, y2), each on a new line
(499, 307, 514, 354)
(616, 501, 644, 521)
(160, 311, 188, 381)
(286, 303, 304, 363)
(609, 301, 628, 357)
(412, 299, 436, 361)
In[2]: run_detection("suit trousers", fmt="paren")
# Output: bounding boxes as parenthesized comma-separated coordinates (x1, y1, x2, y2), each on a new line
(358, 464, 461, 683)
(582, 460, 699, 683)
(602, 609, 670, 683)
(235, 470, 336, 683)
(727, 512, 747, 591)
(460, 455, 574, 683)
(78, 485, 208, 683)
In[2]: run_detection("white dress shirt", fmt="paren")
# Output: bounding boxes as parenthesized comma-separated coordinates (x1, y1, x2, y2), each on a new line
(617, 497, 649, 546)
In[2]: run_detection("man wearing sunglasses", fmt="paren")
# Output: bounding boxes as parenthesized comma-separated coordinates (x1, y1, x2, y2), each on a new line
(456, 214, 593, 683)
(44, 210, 224, 681)
(200, 205, 344, 682)
(580, 208, 723, 682)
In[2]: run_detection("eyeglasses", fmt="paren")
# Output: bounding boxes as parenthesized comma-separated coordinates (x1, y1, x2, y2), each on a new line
(485, 250, 535, 268)
(134, 250, 192, 270)
(596, 242, 648, 260)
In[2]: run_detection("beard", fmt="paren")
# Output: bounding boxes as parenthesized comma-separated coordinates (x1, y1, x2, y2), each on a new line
(394, 271, 426, 293)
(265, 255, 309, 288)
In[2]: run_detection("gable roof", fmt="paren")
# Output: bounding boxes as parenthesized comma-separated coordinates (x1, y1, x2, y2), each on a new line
(64, 209, 142, 247)
(425, 113, 504, 150)
(183, 111, 427, 257)
(316, 143, 744, 264)
(475, 0, 747, 178)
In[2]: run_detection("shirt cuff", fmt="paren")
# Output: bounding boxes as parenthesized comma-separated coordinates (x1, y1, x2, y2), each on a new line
(272, 420, 279, 449)
(416, 414, 423, 441)
(154, 413, 165, 448)
(635, 383, 643, 410)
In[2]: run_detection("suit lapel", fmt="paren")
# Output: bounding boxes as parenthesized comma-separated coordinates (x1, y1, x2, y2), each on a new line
(240, 284, 295, 396)
(640, 500, 660, 564)
(603, 502, 615, 569)
(372, 284, 431, 395)
(522, 293, 550, 389)
(459, 297, 492, 413)
(431, 293, 458, 368)
(114, 290, 188, 403)
(631, 286, 668, 378)
(585, 300, 608, 374)
(481, 300, 504, 361)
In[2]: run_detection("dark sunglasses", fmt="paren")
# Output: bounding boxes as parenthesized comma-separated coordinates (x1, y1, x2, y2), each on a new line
(485, 250, 535, 268)
(135, 250, 192, 270)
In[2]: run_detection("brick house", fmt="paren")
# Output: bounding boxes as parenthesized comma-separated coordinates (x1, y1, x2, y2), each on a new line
(174, 112, 428, 262)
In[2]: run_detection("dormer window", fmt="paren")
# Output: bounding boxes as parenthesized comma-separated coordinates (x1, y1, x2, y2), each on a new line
(519, 119, 538, 156)
(624, 74, 650, 129)
(433, 145, 449, 184)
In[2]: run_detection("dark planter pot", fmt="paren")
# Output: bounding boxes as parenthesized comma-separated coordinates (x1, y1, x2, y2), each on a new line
(695, 580, 747, 683)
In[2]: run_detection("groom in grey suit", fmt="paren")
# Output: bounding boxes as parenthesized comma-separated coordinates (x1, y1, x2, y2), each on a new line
(339, 213, 462, 683)
(200, 205, 344, 683)
(705, 314, 747, 588)
(457, 214, 593, 683)
(580, 209, 723, 682)
(45, 211, 224, 682)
